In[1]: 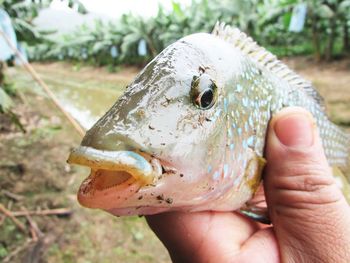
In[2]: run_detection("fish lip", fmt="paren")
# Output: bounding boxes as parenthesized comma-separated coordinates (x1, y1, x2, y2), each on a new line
(67, 146, 157, 209)
(76, 169, 143, 209)
(67, 146, 156, 184)
(67, 146, 180, 210)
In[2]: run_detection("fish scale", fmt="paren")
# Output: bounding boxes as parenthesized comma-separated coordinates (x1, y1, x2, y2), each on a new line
(213, 23, 349, 167)
(68, 22, 350, 219)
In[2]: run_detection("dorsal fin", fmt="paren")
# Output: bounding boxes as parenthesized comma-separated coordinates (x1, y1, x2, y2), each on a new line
(212, 22, 326, 111)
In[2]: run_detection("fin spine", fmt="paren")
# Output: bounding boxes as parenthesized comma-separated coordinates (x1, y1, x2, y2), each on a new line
(212, 22, 326, 110)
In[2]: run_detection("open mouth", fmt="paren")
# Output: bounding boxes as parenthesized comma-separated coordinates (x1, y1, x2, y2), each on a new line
(68, 146, 156, 183)
(89, 169, 135, 190)
(67, 146, 167, 208)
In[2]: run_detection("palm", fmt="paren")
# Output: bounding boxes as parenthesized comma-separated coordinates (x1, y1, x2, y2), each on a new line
(146, 211, 279, 263)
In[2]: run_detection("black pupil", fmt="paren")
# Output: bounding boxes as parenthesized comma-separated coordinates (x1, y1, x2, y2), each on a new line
(200, 89, 214, 108)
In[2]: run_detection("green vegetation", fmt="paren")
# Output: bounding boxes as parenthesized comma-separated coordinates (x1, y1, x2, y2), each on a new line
(0, 63, 25, 132)
(306, 0, 350, 60)
(25, 0, 350, 66)
(0, 0, 86, 130)
(0, 0, 86, 44)
(1, 1, 349, 66)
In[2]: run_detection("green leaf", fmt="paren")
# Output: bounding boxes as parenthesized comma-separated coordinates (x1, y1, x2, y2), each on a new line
(121, 33, 140, 55)
(123, 33, 141, 45)
(317, 4, 334, 18)
(0, 245, 8, 258)
(282, 12, 292, 29)
(339, 0, 350, 13)
(8, 110, 25, 133)
(92, 41, 109, 53)
(0, 87, 13, 113)
(13, 17, 41, 38)
(172, 1, 185, 18)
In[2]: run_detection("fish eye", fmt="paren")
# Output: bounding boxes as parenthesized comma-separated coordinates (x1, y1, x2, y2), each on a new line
(199, 89, 214, 108)
(191, 74, 217, 110)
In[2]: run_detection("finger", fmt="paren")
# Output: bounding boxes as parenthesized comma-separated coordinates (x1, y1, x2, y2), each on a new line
(264, 107, 350, 262)
(146, 211, 259, 263)
(239, 227, 279, 263)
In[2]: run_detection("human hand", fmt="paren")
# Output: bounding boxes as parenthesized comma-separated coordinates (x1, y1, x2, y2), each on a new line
(146, 107, 350, 263)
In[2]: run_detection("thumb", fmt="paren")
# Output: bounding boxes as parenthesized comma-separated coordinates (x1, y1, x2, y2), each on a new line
(264, 107, 350, 262)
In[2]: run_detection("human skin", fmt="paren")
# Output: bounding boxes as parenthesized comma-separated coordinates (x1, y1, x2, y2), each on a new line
(146, 107, 350, 263)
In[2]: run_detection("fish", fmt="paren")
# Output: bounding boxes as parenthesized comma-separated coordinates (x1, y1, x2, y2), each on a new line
(67, 22, 350, 221)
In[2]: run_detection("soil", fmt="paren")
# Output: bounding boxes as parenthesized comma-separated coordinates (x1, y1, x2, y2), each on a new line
(0, 57, 349, 262)
(0, 62, 169, 263)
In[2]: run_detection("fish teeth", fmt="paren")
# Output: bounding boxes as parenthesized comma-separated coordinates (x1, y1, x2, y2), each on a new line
(162, 165, 177, 175)
(150, 158, 162, 177)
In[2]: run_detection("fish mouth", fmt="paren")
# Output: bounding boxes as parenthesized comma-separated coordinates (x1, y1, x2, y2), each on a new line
(67, 146, 164, 209)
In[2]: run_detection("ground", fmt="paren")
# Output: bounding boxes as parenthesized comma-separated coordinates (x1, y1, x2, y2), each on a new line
(0, 57, 349, 262)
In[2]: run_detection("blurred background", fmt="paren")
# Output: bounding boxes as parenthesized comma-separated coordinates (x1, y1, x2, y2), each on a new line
(0, 0, 349, 262)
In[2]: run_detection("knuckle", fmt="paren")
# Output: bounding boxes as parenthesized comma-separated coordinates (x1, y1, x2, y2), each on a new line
(268, 161, 343, 208)
(271, 161, 333, 190)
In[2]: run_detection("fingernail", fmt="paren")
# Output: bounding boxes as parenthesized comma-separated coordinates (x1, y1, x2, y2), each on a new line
(274, 113, 314, 148)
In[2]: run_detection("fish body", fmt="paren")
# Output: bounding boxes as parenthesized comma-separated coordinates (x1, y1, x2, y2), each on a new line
(68, 23, 350, 217)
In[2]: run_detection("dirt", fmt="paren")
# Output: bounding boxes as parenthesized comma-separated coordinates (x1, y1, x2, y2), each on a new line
(0, 57, 349, 262)
(0, 62, 169, 263)
(283, 57, 350, 129)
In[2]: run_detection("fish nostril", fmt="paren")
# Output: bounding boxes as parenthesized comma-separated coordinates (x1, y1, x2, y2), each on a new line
(130, 108, 147, 122)
(136, 108, 146, 118)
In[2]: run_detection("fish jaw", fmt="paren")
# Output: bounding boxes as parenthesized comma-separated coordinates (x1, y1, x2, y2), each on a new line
(68, 147, 155, 184)
(76, 170, 143, 210)
(67, 146, 229, 214)
(67, 146, 160, 210)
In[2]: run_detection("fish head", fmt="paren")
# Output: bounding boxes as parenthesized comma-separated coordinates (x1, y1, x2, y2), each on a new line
(68, 33, 247, 215)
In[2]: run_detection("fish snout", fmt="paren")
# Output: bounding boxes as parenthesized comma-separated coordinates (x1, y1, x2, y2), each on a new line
(67, 146, 156, 184)
(67, 147, 179, 210)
